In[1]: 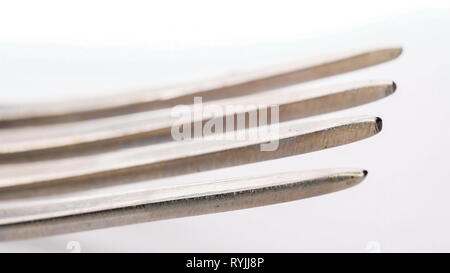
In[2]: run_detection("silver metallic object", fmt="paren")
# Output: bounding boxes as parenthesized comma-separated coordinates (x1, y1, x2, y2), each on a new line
(0, 46, 401, 241)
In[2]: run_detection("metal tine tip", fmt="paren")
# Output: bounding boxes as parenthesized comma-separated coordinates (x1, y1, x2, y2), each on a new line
(0, 116, 381, 198)
(0, 46, 401, 127)
(0, 80, 395, 162)
(0, 168, 367, 241)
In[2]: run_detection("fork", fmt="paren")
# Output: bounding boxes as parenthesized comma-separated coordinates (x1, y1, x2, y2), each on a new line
(0, 46, 401, 241)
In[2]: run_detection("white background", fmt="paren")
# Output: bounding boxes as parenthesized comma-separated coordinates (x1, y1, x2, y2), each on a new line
(0, 0, 449, 252)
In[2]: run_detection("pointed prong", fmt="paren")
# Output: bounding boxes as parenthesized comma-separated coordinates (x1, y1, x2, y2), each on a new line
(0, 81, 394, 162)
(0, 116, 381, 197)
(0, 47, 401, 127)
(0, 168, 367, 241)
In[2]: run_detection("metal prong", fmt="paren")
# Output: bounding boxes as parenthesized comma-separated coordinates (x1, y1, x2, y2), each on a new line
(0, 47, 401, 127)
(0, 116, 381, 198)
(0, 80, 395, 162)
(0, 168, 367, 241)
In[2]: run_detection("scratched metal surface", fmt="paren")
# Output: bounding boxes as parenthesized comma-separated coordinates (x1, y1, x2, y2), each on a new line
(0, 4, 449, 252)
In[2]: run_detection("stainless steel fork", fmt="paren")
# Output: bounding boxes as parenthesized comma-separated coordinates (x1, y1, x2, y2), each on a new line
(0, 46, 401, 241)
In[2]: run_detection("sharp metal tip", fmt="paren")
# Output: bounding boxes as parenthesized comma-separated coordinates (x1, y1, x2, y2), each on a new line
(392, 81, 397, 93)
(379, 46, 402, 60)
(339, 169, 367, 187)
(368, 46, 402, 65)
(379, 80, 397, 96)
(391, 47, 403, 58)
(375, 117, 383, 132)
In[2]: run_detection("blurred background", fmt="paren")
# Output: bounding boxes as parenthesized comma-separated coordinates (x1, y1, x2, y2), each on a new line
(0, 0, 449, 252)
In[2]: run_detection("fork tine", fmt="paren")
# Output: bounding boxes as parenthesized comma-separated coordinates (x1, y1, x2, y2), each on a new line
(0, 168, 367, 241)
(0, 81, 395, 162)
(0, 116, 381, 198)
(0, 47, 401, 127)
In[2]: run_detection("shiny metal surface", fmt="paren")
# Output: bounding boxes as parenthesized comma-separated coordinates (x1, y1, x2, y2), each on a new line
(0, 80, 394, 162)
(0, 46, 400, 241)
(0, 116, 381, 196)
(0, 169, 366, 241)
(0, 47, 400, 127)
